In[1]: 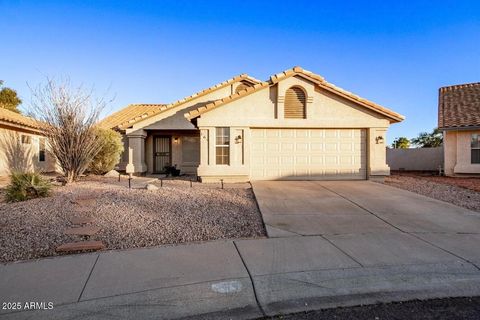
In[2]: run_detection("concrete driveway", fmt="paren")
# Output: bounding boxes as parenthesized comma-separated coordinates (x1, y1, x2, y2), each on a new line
(252, 180, 480, 273)
(253, 180, 480, 237)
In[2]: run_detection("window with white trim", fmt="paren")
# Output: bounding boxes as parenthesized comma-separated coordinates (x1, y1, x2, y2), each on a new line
(472, 133, 480, 164)
(215, 127, 230, 165)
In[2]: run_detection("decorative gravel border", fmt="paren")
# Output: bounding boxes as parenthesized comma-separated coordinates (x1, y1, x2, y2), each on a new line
(0, 176, 266, 263)
(382, 174, 480, 212)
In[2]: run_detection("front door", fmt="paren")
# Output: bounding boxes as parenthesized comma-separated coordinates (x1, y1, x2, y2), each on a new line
(153, 136, 171, 173)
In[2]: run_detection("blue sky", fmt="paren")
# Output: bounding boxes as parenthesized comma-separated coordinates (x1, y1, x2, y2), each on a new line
(1, 1, 479, 143)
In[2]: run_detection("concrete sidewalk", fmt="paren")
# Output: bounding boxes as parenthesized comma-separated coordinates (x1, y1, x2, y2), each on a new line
(2, 237, 480, 319)
(2, 181, 480, 319)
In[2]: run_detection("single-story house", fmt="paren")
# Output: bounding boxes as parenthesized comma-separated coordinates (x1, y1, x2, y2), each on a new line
(439, 82, 480, 176)
(100, 66, 404, 182)
(0, 108, 56, 176)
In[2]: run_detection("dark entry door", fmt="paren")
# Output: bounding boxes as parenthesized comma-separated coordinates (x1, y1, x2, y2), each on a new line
(154, 136, 171, 173)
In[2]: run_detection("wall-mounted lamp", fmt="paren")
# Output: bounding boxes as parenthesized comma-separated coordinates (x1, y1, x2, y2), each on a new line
(375, 136, 384, 144)
(173, 137, 179, 144)
(234, 135, 242, 144)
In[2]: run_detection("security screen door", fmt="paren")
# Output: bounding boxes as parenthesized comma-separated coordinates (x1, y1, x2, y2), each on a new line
(154, 136, 171, 173)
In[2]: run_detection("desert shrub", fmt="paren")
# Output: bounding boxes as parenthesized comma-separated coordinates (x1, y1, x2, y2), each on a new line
(5, 172, 52, 202)
(88, 128, 124, 174)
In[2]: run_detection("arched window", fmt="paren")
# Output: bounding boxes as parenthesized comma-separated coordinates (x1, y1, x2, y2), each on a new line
(235, 81, 251, 94)
(284, 86, 306, 119)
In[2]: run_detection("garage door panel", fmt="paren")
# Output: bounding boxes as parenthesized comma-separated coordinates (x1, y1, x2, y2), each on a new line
(296, 143, 309, 152)
(295, 129, 308, 138)
(311, 143, 323, 151)
(339, 143, 353, 151)
(311, 156, 324, 165)
(325, 143, 337, 151)
(266, 143, 279, 152)
(281, 143, 294, 152)
(266, 130, 279, 138)
(280, 129, 295, 138)
(310, 130, 324, 138)
(281, 156, 294, 165)
(251, 128, 366, 180)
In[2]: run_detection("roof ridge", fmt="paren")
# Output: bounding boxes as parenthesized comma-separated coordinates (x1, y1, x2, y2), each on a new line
(116, 73, 260, 129)
(186, 66, 404, 122)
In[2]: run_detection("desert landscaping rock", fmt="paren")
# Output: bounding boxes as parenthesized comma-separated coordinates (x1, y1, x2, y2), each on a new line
(103, 170, 120, 178)
(383, 174, 480, 212)
(0, 176, 265, 263)
(145, 183, 159, 191)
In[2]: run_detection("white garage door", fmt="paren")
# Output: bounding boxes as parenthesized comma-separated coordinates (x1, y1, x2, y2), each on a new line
(250, 128, 366, 180)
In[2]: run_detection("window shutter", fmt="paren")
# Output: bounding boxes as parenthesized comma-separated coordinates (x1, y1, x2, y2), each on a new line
(284, 87, 306, 119)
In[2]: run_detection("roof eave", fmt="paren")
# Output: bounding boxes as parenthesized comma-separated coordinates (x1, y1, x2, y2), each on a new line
(0, 120, 44, 135)
(440, 125, 480, 131)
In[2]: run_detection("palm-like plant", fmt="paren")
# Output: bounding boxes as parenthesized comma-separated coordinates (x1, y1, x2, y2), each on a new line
(411, 128, 443, 148)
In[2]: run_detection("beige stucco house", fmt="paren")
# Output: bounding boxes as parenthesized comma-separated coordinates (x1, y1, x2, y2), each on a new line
(439, 82, 480, 176)
(100, 67, 404, 182)
(0, 108, 56, 176)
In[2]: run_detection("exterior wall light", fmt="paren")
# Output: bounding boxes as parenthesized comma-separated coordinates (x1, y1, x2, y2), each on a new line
(173, 137, 179, 143)
(375, 136, 384, 144)
(234, 135, 242, 144)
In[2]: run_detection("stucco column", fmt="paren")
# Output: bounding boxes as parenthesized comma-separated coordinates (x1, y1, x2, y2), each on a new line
(117, 134, 129, 171)
(200, 128, 209, 166)
(443, 130, 456, 176)
(367, 128, 390, 179)
(126, 130, 147, 174)
(208, 127, 216, 166)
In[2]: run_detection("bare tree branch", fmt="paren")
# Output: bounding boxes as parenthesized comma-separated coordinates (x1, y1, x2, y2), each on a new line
(28, 77, 106, 183)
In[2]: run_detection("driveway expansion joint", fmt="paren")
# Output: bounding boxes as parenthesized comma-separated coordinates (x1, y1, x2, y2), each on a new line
(410, 233, 480, 272)
(233, 240, 267, 317)
(319, 235, 365, 268)
(318, 184, 406, 234)
(265, 223, 304, 236)
(78, 253, 100, 302)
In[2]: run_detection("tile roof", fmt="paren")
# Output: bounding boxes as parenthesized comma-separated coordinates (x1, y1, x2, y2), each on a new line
(98, 104, 166, 130)
(184, 66, 405, 123)
(101, 74, 260, 130)
(438, 82, 480, 129)
(0, 108, 41, 130)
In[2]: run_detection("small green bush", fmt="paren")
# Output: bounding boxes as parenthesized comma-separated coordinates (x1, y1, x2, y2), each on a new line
(5, 172, 52, 202)
(88, 128, 124, 175)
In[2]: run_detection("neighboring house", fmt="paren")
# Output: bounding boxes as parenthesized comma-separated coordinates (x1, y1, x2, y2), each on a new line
(100, 66, 404, 182)
(0, 108, 56, 176)
(439, 82, 480, 176)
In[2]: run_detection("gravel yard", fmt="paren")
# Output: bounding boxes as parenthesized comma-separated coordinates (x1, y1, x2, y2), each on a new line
(0, 176, 266, 263)
(383, 174, 480, 212)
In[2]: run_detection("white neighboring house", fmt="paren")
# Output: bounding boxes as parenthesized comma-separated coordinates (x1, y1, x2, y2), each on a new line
(0, 108, 56, 176)
(100, 66, 405, 182)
